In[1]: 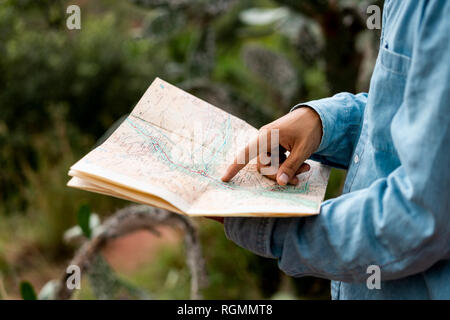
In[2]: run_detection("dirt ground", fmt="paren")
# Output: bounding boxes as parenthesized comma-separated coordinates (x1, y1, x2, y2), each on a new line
(102, 227, 182, 272)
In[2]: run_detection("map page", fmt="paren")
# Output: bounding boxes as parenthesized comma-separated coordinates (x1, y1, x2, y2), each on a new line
(68, 78, 330, 217)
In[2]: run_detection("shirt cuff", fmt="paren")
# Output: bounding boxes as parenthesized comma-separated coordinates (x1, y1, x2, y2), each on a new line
(224, 217, 278, 259)
(290, 100, 336, 154)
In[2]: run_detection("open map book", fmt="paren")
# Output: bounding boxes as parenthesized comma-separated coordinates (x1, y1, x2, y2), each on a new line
(68, 78, 330, 217)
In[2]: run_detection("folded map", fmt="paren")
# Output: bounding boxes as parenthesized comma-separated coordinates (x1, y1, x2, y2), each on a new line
(68, 78, 330, 217)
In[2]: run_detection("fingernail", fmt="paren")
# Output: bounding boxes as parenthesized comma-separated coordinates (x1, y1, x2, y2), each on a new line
(279, 173, 289, 185)
(300, 163, 311, 173)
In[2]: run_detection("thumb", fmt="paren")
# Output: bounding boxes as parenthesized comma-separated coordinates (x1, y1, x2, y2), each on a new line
(276, 149, 306, 186)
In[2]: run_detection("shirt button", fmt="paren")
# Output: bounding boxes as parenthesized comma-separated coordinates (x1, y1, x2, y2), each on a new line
(354, 154, 360, 164)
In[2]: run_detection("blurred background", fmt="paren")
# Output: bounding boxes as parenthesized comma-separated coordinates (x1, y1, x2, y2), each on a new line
(0, 0, 382, 299)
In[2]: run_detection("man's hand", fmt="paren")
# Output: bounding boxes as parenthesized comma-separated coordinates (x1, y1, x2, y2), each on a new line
(221, 107, 323, 186)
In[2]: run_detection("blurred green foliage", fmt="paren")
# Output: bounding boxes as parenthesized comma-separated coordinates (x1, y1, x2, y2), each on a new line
(77, 204, 92, 239)
(20, 281, 37, 300)
(0, 0, 379, 299)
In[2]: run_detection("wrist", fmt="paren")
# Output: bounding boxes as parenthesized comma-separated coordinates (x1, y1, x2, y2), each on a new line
(292, 106, 323, 153)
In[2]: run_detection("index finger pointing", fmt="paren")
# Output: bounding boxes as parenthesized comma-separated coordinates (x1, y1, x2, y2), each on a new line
(221, 141, 255, 182)
(221, 130, 269, 182)
(221, 162, 246, 182)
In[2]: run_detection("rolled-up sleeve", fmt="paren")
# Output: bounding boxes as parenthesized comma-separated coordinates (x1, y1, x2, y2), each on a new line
(291, 92, 367, 169)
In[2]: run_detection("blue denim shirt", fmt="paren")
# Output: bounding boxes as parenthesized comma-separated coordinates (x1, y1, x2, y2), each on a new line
(224, 0, 450, 299)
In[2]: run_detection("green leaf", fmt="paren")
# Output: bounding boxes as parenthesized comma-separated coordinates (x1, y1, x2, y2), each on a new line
(20, 281, 37, 300)
(77, 204, 92, 238)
